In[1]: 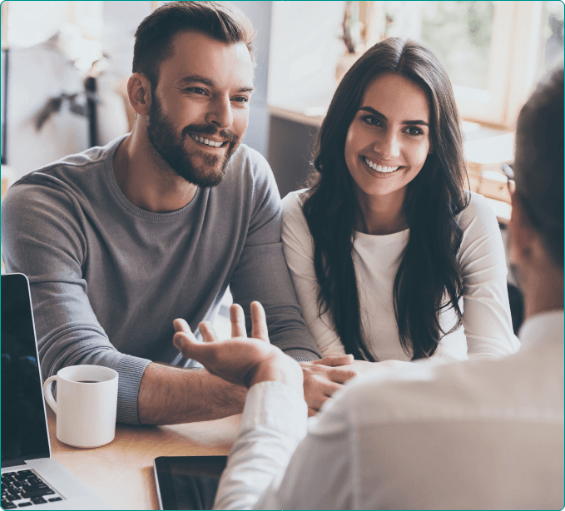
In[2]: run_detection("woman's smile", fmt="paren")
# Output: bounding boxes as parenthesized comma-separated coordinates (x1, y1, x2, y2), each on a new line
(362, 156, 404, 175)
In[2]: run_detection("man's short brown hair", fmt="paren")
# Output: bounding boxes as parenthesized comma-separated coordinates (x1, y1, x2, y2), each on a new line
(132, 1, 255, 90)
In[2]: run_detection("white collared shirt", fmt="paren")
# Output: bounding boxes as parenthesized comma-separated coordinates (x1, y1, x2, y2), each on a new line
(214, 310, 564, 510)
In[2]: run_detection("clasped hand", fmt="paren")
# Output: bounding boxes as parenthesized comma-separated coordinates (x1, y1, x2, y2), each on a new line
(173, 302, 358, 414)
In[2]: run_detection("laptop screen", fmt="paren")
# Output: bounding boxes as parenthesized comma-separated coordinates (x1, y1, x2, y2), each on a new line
(2, 273, 51, 464)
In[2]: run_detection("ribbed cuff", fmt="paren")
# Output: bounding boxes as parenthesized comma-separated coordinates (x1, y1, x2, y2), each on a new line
(284, 348, 321, 362)
(116, 355, 152, 424)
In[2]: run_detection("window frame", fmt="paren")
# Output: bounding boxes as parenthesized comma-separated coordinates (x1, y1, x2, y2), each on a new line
(361, 1, 550, 129)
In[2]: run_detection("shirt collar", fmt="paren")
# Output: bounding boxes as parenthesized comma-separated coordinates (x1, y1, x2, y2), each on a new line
(518, 309, 564, 350)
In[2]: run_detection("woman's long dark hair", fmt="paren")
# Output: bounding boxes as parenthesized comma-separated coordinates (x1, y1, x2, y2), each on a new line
(302, 38, 469, 361)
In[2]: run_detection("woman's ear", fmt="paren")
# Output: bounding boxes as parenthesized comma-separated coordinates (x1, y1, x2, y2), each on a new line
(127, 73, 153, 116)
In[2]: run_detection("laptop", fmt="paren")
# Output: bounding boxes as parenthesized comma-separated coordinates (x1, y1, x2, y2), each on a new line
(1, 273, 110, 510)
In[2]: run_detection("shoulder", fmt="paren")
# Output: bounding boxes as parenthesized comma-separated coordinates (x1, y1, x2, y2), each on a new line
(3, 138, 124, 232)
(4, 136, 121, 202)
(222, 144, 278, 203)
(282, 189, 307, 211)
(330, 351, 540, 427)
(227, 144, 273, 181)
(281, 189, 310, 227)
(457, 191, 499, 232)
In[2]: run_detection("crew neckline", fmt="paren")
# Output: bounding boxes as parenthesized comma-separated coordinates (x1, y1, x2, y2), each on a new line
(104, 135, 201, 222)
(355, 228, 410, 240)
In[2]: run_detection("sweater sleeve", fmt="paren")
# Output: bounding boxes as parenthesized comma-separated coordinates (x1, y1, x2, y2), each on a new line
(228, 154, 321, 362)
(1, 179, 151, 424)
(457, 193, 520, 358)
(281, 191, 347, 357)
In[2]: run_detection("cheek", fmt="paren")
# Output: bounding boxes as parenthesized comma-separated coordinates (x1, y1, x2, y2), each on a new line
(233, 110, 249, 135)
(344, 126, 358, 162)
(409, 141, 431, 167)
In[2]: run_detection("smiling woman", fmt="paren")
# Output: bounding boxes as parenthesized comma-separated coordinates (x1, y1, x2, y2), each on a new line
(343, 73, 432, 235)
(281, 37, 519, 365)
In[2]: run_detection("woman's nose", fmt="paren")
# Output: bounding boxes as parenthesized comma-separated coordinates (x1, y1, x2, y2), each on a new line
(374, 131, 400, 159)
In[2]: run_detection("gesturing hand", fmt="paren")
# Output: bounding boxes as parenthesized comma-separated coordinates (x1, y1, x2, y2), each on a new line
(172, 302, 303, 395)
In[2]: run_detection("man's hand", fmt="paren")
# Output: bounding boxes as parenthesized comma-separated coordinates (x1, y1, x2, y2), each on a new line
(173, 302, 303, 395)
(300, 355, 358, 416)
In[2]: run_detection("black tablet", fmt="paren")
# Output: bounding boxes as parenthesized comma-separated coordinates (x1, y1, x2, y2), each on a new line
(153, 455, 228, 510)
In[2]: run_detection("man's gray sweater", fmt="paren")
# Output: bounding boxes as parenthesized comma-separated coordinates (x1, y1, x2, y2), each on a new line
(1, 136, 320, 424)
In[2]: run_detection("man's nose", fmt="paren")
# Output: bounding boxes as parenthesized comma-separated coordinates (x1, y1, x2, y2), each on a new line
(205, 96, 233, 129)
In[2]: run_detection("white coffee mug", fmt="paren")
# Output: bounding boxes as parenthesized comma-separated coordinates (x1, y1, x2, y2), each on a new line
(43, 365, 118, 448)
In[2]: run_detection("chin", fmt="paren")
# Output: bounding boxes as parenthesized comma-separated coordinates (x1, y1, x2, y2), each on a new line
(180, 163, 227, 188)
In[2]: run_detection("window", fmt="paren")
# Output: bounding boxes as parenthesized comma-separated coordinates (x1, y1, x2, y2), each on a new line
(361, 1, 564, 128)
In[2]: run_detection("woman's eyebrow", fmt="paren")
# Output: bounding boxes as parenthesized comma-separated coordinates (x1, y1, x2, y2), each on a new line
(359, 106, 429, 126)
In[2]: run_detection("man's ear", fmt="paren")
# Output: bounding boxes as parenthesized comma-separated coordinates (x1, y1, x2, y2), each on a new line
(509, 191, 548, 269)
(509, 192, 530, 267)
(127, 73, 153, 116)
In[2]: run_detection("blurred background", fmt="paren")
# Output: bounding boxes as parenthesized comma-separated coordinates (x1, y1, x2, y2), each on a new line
(1, 0, 562, 333)
(1, 0, 563, 207)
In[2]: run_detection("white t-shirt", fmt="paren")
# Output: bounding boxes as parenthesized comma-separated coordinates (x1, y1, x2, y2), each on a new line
(281, 190, 519, 361)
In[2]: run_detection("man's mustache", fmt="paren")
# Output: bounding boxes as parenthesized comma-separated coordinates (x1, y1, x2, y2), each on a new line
(182, 124, 239, 144)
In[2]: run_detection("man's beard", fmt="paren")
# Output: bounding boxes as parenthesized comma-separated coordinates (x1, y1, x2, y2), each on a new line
(146, 95, 240, 187)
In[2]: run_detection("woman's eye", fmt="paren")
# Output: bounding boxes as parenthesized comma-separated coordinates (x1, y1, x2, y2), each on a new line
(406, 126, 424, 136)
(362, 116, 381, 126)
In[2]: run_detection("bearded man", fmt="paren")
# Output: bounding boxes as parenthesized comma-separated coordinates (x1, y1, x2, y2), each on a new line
(1, 1, 356, 425)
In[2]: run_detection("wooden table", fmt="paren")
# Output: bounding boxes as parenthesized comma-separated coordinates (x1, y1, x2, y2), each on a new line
(47, 409, 240, 510)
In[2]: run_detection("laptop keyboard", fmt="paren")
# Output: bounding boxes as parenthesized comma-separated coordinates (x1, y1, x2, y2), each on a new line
(1, 470, 63, 508)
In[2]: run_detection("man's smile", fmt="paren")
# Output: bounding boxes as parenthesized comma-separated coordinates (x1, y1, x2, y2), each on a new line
(188, 134, 228, 148)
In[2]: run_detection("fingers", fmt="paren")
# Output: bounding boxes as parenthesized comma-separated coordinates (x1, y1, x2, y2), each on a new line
(173, 318, 191, 334)
(302, 360, 358, 385)
(172, 320, 201, 359)
(230, 304, 247, 338)
(198, 321, 220, 344)
(304, 383, 339, 415)
(324, 365, 358, 384)
(312, 354, 354, 367)
(250, 301, 269, 343)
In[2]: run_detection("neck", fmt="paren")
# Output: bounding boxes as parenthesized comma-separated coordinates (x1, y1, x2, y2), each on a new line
(520, 264, 564, 320)
(113, 126, 198, 213)
(355, 188, 407, 235)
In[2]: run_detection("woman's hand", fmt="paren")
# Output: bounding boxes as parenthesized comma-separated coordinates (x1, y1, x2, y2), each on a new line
(173, 301, 304, 396)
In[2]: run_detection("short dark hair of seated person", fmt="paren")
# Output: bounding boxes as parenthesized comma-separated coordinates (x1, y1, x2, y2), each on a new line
(513, 66, 564, 270)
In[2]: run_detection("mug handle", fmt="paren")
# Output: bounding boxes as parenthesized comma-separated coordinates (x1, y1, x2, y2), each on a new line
(43, 376, 58, 414)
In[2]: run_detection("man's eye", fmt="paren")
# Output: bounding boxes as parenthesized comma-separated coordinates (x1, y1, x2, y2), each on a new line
(232, 96, 249, 103)
(186, 87, 207, 95)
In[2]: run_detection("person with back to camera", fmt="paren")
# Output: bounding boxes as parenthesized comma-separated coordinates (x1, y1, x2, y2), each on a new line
(172, 63, 564, 509)
(281, 37, 519, 367)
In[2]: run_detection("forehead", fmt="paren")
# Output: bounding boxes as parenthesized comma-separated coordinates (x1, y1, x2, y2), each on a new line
(362, 72, 430, 120)
(158, 30, 254, 88)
